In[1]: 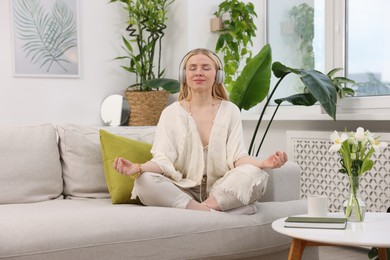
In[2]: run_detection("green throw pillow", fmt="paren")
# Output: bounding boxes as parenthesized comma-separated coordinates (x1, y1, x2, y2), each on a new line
(99, 129, 152, 204)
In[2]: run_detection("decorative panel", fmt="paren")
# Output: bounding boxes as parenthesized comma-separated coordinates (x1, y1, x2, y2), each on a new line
(287, 131, 390, 213)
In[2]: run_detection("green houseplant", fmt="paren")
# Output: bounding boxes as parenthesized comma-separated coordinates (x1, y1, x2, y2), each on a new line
(110, 0, 180, 125)
(229, 44, 355, 156)
(213, 0, 257, 92)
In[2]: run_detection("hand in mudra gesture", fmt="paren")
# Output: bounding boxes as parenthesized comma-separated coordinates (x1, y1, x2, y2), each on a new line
(262, 151, 288, 169)
(113, 157, 138, 177)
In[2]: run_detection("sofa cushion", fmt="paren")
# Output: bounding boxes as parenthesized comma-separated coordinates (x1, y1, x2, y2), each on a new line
(99, 130, 152, 204)
(0, 124, 63, 204)
(57, 124, 155, 199)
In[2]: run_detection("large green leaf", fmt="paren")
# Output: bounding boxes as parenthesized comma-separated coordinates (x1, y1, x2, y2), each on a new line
(275, 92, 317, 106)
(299, 70, 337, 120)
(229, 44, 272, 110)
(272, 62, 301, 78)
(272, 63, 337, 119)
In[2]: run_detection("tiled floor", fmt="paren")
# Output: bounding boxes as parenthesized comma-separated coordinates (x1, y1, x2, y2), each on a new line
(319, 246, 370, 260)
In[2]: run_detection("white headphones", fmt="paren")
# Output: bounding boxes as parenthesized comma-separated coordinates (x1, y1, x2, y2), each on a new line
(178, 48, 224, 84)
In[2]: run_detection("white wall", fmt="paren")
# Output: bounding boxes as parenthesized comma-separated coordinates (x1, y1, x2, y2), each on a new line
(0, 0, 264, 126)
(0, 0, 388, 156)
(0, 0, 129, 125)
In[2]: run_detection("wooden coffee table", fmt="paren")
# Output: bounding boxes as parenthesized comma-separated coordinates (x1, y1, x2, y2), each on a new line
(272, 212, 390, 260)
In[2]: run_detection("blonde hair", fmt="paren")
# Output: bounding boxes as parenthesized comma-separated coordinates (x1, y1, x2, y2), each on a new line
(177, 48, 228, 101)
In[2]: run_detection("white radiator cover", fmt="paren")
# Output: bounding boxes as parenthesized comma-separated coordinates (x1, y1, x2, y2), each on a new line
(287, 131, 390, 213)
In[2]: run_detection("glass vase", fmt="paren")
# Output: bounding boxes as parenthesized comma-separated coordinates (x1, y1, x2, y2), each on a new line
(343, 175, 366, 222)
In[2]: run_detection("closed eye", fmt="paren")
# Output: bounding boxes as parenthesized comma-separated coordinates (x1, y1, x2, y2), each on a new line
(187, 65, 213, 71)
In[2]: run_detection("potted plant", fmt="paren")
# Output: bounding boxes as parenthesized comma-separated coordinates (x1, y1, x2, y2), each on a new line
(213, 0, 257, 92)
(229, 44, 355, 156)
(110, 0, 180, 126)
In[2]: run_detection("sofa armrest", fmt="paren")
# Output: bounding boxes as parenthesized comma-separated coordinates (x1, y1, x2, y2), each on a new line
(259, 161, 301, 202)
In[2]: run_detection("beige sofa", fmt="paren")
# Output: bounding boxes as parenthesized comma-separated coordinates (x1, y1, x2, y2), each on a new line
(0, 124, 318, 260)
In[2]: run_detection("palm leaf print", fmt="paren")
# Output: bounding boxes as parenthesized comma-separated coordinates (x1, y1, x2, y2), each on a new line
(14, 0, 77, 72)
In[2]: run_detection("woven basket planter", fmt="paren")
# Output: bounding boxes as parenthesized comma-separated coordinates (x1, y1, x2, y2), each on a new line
(124, 90, 169, 126)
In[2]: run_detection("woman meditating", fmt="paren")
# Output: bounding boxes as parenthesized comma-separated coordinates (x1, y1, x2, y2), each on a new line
(114, 48, 287, 214)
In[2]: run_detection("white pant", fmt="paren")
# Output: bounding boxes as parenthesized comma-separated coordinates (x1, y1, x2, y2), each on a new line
(133, 170, 267, 211)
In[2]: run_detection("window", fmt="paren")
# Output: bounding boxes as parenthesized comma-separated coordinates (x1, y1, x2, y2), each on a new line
(265, 0, 390, 116)
(346, 0, 390, 97)
(267, 0, 325, 103)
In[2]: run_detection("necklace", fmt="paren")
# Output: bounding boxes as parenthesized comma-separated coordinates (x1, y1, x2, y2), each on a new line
(186, 101, 192, 116)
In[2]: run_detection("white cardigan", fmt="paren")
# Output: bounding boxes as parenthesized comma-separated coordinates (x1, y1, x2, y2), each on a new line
(151, 101, 267, 201)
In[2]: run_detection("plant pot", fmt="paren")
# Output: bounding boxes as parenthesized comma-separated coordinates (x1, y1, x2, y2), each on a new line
(125, 90, 169, 126)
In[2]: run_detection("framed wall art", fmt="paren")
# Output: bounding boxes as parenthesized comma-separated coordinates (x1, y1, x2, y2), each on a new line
(11, 0, 80, 78)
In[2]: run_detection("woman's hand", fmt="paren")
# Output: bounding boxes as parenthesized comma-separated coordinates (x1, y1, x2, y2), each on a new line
(113, 157, 139, 177)
(234, 151, 288, 169)
(263, 151, 288, 169)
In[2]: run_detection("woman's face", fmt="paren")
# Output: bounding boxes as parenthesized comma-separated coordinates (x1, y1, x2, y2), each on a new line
(185, 53, 217, 93)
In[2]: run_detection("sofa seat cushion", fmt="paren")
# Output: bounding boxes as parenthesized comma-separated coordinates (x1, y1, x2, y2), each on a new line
(57, 124, 156, 199)
(0, 124, 63, 204)
(0, 199, 307, 260)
